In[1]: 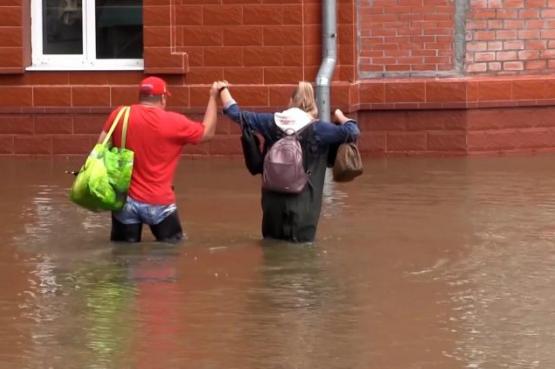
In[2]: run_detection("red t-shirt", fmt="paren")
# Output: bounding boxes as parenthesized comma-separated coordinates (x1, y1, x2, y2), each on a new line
(103, 104, 204, 205)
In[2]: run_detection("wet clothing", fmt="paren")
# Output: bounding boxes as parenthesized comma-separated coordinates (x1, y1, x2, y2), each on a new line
(103, 104, 204, 205)
(113, 196, 178, 225)
(223, 102, 360, 242)
(102, 104, 204, 242)
(111, 209, 184, 243)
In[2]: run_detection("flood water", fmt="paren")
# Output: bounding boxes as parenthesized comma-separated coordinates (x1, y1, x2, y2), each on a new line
(1, 155, 555, 369)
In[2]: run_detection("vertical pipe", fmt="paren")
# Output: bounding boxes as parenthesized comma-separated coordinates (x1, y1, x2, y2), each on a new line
(315, 0, 337, 123)
(454, 0, 469, 74)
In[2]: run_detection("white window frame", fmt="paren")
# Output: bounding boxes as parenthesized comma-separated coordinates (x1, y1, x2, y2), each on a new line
(29, 0, 144, 71)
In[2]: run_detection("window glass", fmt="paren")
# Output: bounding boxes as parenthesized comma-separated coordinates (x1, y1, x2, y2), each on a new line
(42, 0, 83, 55)
(31, 0, 143, 70)
(95, 0, 143, 59)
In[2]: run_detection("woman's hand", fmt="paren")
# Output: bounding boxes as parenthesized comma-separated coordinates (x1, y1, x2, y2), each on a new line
(215, 80, 233, 106)
(333, 109, 350, 125)
(215, 80, 229, 94)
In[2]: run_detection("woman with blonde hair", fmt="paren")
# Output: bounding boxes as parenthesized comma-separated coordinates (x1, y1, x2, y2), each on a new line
(217, 81, 359, 243)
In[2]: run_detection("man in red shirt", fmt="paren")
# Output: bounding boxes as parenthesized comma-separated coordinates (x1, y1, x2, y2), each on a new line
(98, 76, 220, 243)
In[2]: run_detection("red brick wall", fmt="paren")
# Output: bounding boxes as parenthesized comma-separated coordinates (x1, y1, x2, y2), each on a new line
(0, 0, 26, 73)
(3, 0, 555, 157)
(358, 0, 455, 75)
(0, 110, 212, 156)
(353, 77, 555, 156)
(143, 1, 187, 74)
(356, 109, 467, 156)
(0, 0, 359, 156)
(174, 0, 355, 85)
(466, 0, 555, 74)
(357, 105, 555, 156)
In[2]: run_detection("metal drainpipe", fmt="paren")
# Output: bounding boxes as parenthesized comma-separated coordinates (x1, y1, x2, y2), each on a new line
(315, 0, 337, 123)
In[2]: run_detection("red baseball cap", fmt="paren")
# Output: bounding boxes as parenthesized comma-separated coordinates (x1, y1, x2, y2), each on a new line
(139, 76, 171, 96)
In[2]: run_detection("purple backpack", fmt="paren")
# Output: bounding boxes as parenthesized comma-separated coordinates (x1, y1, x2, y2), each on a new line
(262, 126, 312, 194)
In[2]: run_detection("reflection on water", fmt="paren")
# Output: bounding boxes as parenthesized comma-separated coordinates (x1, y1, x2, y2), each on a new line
(2, 156, 555, 368)
(436, 165, 555, 369)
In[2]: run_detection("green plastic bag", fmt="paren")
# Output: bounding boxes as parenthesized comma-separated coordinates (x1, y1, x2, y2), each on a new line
(70, 106, 134, 212)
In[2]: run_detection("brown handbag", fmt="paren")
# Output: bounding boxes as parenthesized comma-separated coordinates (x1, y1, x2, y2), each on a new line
(332, 142, 363, 182)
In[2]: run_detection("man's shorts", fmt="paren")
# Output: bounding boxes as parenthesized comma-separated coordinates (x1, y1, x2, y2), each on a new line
(113, 196, 177, 225)
(111, 196, 183, 243)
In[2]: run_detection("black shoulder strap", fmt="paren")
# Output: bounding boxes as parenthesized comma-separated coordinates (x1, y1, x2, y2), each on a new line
(239, 111, 245, 128)
(296, 120, 317, 139)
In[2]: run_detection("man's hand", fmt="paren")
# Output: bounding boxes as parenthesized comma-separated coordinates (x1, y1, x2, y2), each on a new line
(209, 81, 220, 98)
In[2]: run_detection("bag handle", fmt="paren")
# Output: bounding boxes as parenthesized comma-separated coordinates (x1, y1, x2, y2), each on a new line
(342, 119, 358, 144)
(102, 106, 130, 147)
(121, 106, 131, 149)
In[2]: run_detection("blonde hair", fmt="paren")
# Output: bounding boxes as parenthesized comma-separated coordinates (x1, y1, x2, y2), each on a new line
(289, 81, 318, 118)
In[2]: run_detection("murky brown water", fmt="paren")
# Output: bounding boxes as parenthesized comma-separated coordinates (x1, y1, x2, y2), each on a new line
(1, 155, 555, 369)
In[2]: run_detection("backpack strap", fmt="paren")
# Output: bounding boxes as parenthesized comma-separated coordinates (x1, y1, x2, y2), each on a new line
(102, 106, 130, 147)
(297, 119, 317, 141)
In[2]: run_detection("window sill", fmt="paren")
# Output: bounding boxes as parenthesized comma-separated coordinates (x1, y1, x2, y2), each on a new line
(26, 63, 144, 72)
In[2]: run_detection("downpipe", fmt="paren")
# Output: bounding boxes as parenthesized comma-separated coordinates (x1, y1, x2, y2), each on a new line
(316, 0, 337, 123)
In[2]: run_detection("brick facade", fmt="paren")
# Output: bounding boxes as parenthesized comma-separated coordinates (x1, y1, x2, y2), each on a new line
(466, 0, 555, 75)
(0, 1, 29, 73)
(359, 0, 456, 76)
(0, 0, 555, 157)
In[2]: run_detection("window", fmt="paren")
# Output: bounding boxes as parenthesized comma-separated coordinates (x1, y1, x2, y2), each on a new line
(30, 0, 144, 70)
